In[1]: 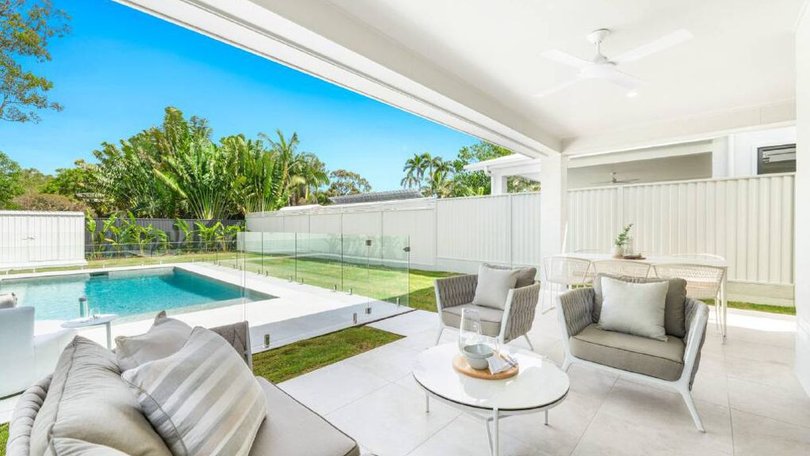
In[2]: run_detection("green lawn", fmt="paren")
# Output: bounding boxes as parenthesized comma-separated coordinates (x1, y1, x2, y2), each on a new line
(0, 423, 6, 455)
(706, 300, 796, 316)
(252, 325, 402, 383)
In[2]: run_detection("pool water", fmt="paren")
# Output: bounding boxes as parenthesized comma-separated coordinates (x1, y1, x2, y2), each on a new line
(1, 268, 272, 321)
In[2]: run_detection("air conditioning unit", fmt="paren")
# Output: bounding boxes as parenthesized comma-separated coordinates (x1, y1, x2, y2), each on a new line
(757, 144, 796, 175)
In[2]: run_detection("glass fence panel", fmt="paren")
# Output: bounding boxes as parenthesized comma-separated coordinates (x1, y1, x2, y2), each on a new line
(295, 232, 344, 290)
(340, 234, 372, 298)
(380, 235, 411, 307)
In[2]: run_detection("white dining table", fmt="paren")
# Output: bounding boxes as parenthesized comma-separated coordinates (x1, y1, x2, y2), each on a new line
(556, 253, 728, 340)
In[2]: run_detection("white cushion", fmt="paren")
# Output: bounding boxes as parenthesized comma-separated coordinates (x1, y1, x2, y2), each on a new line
(115, 311, 192, 371)
(598, 276, 669, 341)
(122, 327, 266, 456)
(0, 293, 17, 309)
(471, 264, 519, 310)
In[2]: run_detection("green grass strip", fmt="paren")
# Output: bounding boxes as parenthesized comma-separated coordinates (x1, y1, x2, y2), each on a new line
(252, 325, 403, 383)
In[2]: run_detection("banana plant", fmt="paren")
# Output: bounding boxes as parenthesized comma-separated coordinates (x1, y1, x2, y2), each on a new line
(195, 221, 223, 252)
(102, 213, 123, 256)
(174, 218, 195, 252)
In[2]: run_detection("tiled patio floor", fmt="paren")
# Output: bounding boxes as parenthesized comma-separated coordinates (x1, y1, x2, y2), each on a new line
(279, 307, 810, 456)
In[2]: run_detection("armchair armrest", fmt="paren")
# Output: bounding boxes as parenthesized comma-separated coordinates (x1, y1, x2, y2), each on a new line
(210, 321, 253, 369)
(434, 274, 477, 311)
(502, 282, 541, 343)
(556, 287, 595, 338)
(682, 298, 709, 389)
(33, 329, 76, 380)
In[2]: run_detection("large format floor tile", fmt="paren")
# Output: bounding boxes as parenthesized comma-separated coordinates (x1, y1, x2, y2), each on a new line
(273, 305, 808, 456)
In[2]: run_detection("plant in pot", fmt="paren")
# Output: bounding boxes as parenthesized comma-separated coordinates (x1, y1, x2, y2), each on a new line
(613, 224, 633, 258)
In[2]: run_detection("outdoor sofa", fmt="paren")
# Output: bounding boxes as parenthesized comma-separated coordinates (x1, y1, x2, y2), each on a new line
(6, 320, 360, 456)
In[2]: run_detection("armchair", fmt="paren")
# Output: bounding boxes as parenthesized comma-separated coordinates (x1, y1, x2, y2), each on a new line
(0, 307, 76, 398)
(556, 286, 709, 431)
(434, 273, 541, 349)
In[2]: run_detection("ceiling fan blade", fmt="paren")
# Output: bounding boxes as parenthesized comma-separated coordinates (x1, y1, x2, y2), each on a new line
(541, 49, 591, 69)
(533, 78, 580, 98)
(613, 29, 693, 64)
(603, 68, 643, 91)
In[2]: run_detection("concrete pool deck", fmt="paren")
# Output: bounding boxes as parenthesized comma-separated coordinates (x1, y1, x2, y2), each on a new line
(9, 261, 410, 351)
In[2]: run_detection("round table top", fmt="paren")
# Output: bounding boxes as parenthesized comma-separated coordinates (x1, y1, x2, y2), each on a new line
(61, 314, 117, 328)
(413, 343, 570, 412)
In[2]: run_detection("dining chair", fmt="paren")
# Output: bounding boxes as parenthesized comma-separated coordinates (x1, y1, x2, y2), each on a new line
(590, 259, 651, 278)
(541, 256, 592, 313)
(653, 263, 726, 330)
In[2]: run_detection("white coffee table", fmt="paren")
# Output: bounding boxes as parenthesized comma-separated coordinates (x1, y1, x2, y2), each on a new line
(61, 314, 118, 349)
(413, 343, 569, 456)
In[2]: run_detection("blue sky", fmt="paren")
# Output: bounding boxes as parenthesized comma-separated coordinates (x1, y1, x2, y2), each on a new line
(0, 0, 477, 190)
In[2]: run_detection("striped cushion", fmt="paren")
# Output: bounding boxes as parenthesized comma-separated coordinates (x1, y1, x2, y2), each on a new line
(122, 327, 266, 456)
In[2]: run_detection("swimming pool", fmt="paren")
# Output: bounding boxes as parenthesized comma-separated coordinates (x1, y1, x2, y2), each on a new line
(0, 267, 273, 321)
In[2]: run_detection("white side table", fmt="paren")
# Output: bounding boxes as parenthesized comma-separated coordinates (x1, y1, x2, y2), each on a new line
(413, 344, 570, 456)
(61, 314, 118, 349)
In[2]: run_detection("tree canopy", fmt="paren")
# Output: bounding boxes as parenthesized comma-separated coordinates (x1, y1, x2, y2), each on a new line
(0, 0, 70, 123)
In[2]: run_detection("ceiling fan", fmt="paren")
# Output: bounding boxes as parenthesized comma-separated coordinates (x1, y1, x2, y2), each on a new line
(593, 172, 640, 185)
(535, 28, 693, 97)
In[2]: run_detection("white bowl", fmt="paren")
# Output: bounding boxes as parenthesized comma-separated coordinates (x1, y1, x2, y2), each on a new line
(462, 343, 494, 369)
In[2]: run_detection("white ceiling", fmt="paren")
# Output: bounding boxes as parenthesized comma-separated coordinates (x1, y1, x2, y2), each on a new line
(123, 0, 804, 156)
(323, 0, 800, 142)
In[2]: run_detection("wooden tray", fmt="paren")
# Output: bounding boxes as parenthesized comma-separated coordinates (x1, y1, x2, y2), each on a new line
(452, 354, 519, 380)
(622, 254, 646, 260)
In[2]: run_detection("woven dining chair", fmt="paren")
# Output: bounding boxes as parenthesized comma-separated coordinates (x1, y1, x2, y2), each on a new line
(590, 259, 651, 278)
(653, 263, 726, 330)
(541, 256, 592, 313)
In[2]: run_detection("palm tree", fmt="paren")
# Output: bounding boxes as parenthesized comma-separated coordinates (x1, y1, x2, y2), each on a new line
(289, 152, 328, 205)
(401, 152, 432, 188)
(425, 159, 454, 198)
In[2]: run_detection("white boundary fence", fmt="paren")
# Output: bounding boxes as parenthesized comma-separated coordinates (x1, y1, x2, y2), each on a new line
(0, 211, 86, 270)
(247, 174, 795, 304)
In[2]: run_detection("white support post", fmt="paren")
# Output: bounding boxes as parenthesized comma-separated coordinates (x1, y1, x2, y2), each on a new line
(490, 173, 508, 195)
(795, 5, 810, 397)
(540, 155, 569, 258)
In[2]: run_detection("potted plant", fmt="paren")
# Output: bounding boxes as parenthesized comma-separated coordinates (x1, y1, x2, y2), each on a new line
(613, 224, 633, 258)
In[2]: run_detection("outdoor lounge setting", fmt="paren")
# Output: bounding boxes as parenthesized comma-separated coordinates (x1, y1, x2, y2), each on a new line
(2, 0, 810, 455)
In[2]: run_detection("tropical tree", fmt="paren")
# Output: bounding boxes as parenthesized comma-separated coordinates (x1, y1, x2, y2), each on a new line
(0, 0, 70, 123)
(0, 151, 23, 207)
(325, 169, 371, 197)
(289, 152, 328, 205)
(424, 159, 453, 198)
(225, 135, 286, 214)
(401, 152, 431, 188)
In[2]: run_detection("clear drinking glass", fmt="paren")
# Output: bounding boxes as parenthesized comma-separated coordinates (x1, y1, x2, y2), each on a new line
(458, 308, 483, 353)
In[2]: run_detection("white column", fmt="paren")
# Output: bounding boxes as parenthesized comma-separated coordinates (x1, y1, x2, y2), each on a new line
(795, 6, 810, 396)
(540, 154, 568, 258)
(490, 173, 508, 195)
(711, 136, 730, 178)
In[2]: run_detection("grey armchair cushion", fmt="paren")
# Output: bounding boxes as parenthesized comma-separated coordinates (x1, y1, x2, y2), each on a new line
(593, 273, 688, 337)
(441, 304, 503, 337)
(570, 324, 685, 381)
(29, 336, 171, 456)
(51, 438, 130, 455)
(484, 264, 537, 288)
(472, 264, 519, 310)
(249, 378, 360, 456)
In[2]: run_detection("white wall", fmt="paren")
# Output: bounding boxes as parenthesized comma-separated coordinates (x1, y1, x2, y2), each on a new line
(794, 3, 810, 396)
(0, 211, 86, 269)
(713, 126, 797, 177)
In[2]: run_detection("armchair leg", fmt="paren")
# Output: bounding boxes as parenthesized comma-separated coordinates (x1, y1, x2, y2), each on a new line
(561, 357, 572, 372)
(434, 327, 444, 345)
(523, 335, 535, 351)
(679, 388, 705, 432)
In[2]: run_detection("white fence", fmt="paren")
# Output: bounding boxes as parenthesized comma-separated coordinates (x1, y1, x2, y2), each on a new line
(0, 211, 86, 270)
(247, 174, 795, 302)
(247, 194, 544, 273)
(568, 173, 795, 286)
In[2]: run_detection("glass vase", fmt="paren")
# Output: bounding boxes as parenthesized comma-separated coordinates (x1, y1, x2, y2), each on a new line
(458, 307, 483, 354)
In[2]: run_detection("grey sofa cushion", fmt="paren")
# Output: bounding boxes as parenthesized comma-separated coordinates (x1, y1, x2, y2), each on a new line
(570, 324, 685, 381)
(115, 311, 193, 371)
(250, 378, 360, 456)
(29, 336, 171, 456)
(484, 264, 537, 288)
(122, 327, 266, 456)
(442, 304, 503, 337)
(593, 273, 688, 337)
(598, 277, 669, 341)
(472, 264, 519, 310)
